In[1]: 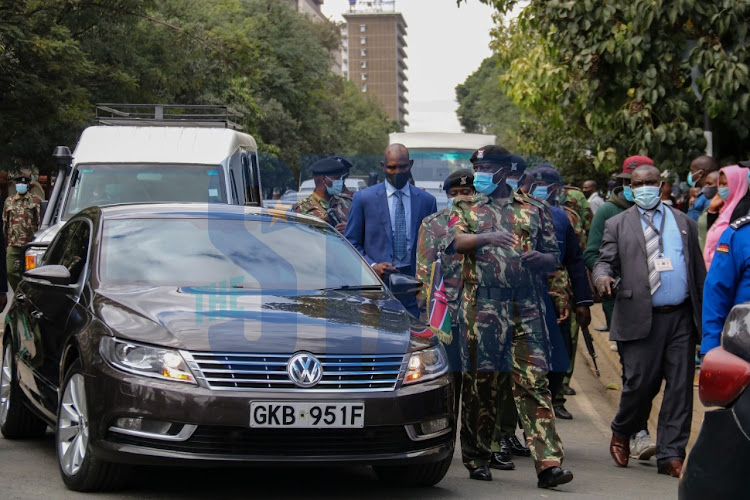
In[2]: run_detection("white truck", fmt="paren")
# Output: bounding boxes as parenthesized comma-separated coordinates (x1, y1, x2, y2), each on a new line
(27, 104, 263, 269)
(388, 132, 497, 211)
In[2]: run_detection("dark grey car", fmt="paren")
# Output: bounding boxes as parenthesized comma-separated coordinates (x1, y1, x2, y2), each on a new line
(0, 203, 454, 492)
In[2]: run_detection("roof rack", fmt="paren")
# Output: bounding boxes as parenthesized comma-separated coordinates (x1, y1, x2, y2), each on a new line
(95, 104, 244, 130)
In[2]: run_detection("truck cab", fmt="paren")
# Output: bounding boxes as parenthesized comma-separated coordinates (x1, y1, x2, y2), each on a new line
(27, 104, 262, 269)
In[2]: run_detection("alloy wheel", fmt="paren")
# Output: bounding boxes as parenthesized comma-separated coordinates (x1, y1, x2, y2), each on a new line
(0, 343, 11, 425)
(57, 373, 89, 476)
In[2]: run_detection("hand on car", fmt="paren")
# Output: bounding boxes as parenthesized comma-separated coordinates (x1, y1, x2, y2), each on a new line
(335, 222, 347, 233)
(373, 262, 397, 277)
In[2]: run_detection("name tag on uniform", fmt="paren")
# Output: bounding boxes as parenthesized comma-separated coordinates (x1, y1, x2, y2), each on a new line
(655, 257, 673, 272)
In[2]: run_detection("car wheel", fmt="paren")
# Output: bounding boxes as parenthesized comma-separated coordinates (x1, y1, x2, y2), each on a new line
(374, 454, 453, 487)
(56, 359, 127, 491)
(0, 336, 47, 438)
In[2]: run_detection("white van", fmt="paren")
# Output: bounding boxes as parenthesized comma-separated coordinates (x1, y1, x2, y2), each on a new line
(27, 104, 262, 268)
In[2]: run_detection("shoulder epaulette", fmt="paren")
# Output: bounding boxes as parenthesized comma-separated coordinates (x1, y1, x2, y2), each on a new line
(518, 192, 548, 210)
(730, 214, 750, 230)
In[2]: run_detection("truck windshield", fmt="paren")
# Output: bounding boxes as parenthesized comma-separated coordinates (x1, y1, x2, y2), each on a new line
(409, 149, 475, 183)
(63, 164, 226, 219)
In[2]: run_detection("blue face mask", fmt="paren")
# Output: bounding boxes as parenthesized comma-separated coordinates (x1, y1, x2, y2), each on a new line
(623, 186, 634, 202)
(506, 178, 519, 193)
(473, 171, 499, 195)
(718, 187, 730, 200)
(326, 179, 343, 196)
(687, 171, 698, 188)
(531, 185, 549, 201)
(15, 184, 28, 195)
(633, 185, 661, 209)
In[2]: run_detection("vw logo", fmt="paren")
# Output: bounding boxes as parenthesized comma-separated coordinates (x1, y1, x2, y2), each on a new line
(287, 352, 323, 388)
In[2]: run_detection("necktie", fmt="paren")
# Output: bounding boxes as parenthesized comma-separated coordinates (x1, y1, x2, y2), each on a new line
(643, 210, 661, 294)
(393, 191, 407, 260)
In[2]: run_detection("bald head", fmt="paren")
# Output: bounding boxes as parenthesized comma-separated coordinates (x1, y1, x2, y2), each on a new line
(582, 180, 598, 197)
(690, 155, 719, 188)
(385, 143, 409, 161)
(382, 143, 413, 189)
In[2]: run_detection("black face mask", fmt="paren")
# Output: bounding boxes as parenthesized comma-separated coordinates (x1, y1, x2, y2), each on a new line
(702, 186, 718, 199)
(387, 172, 410, 190)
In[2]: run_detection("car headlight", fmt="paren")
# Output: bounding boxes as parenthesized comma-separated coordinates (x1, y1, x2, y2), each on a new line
(403, 346, 449, 385)
(100, 337, 196, 384)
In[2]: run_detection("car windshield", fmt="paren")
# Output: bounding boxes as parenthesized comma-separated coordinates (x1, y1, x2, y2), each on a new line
(99, 217, 381, 290)
(64, 164, 227, 219)
(409, 149, 475, 183)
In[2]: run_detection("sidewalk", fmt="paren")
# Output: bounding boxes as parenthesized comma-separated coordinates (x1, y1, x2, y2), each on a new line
(575, 303, 705, 448)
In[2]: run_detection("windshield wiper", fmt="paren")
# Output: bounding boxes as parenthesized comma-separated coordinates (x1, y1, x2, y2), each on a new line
(318, 285, 383, 292)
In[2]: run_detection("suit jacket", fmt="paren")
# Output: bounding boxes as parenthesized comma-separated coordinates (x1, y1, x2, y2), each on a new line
(593, 204, 706, 342)
(345, 182, 437, 272)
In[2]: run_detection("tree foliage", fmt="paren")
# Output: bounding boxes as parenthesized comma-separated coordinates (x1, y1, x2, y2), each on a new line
(0, 0, 395, 191)
(459, 0, 750, 181)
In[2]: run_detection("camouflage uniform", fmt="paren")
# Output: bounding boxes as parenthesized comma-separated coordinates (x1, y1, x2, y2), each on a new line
(292, 190, 352, 225)
(562, 186, 592, 243)
(415, 206, 464, 417)
(4, 193, 42, 289)
(453, 192, 564, 474)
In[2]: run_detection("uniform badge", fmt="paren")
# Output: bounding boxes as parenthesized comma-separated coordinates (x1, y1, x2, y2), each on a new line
(448, 215, 459, 227)
(717, 243, 730, 253)
(477, 149, 484, 160)
(511, 162, 517, 171)
(459, 176, 467, 186)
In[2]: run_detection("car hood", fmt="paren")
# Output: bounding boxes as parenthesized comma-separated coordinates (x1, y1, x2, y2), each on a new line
(93, 286, 416, 355)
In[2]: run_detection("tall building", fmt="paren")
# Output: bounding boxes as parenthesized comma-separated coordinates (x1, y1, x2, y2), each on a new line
(343, 1, 409, 128)
(282, 0, 343, 75)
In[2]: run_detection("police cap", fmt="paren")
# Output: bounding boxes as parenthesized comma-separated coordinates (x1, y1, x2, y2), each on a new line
(13, 175, 31, 184)
(531, 163, 562, 184)
(310, 156, 351, 177)
(444, 169, 474, 193)
(473, 151, 528, 174)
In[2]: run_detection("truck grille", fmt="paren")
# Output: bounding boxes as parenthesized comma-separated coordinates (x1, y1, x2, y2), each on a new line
(183, 352, 407, 392)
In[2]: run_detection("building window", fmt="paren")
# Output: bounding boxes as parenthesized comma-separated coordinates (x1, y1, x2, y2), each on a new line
(360, 24, 366, 33)
(360, 49, 367, 57)
(360, 36, 366, 45)
(360, 61, 367, 69)
(362, 84, 367, 92)
(361, 73, 367, 81)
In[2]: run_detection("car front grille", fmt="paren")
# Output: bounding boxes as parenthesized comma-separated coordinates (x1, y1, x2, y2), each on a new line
(183, 352, 407, 392)
(107, 425, 447, 456)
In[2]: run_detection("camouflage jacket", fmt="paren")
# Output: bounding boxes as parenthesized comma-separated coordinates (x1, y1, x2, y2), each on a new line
(292, 191, 352, 225)
(3, 193, 41, 247)
(415, 207, 463, 322)
(563, 186, 593, 244)
(547, 266, 573, 315)
(452, 192, 560, 290)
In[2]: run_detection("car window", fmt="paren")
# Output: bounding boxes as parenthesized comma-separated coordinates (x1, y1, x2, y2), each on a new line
(64, 164, 227, 219)
(99, 217, 381, 290)
(44, 221, 91, 283)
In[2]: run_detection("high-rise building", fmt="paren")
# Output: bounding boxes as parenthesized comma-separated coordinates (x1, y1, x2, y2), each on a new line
(342, 1, 408, 128)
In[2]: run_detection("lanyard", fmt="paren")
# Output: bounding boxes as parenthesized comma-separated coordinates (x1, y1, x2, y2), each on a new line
(640, 207, 667, 255)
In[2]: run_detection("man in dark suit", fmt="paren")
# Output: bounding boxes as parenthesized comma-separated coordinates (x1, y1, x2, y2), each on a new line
(593, 164, 706, 478)
(345, 143, 437, 315)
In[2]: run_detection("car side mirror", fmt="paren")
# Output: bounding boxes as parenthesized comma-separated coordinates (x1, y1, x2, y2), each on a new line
(388, 273, 423, 296)
(23, 265, 71, 286)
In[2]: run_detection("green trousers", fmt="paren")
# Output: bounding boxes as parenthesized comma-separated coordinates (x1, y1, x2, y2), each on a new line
(6, 246, 23, 290)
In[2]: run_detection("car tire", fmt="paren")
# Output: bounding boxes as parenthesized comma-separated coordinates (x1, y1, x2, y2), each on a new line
(0, 336, 47, 439)
(374, 454, 453, 487)
(56, 359, 128, 491)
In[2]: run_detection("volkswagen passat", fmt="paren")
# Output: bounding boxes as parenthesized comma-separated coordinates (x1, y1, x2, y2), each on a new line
(0, 204, 454, 491)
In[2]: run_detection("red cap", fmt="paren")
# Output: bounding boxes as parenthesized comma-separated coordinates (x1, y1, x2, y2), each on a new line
(617, 155, 654, 179)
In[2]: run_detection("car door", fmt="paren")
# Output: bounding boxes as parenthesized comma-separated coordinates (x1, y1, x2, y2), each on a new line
(16, 219, 91, 416)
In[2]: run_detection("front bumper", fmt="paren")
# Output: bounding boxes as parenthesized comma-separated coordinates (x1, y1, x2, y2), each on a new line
(86, 360, 455, 467)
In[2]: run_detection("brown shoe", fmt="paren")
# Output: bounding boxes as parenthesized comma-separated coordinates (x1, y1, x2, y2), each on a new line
(657, 460, 683, 478)
(609, 434, 629, 467)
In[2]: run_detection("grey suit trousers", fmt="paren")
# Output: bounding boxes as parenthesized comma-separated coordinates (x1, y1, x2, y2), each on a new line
(611, 303, 695, 466)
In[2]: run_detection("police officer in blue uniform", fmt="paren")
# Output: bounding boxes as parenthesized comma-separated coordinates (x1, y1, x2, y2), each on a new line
(701, 214, 750, 354)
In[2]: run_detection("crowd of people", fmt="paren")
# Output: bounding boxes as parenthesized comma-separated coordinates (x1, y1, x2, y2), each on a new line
(293, 144, 750, 489)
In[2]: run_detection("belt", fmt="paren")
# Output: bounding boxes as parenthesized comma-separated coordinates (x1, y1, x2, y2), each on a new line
(652, 300, 689, 314)
(476, 286, 531, 301)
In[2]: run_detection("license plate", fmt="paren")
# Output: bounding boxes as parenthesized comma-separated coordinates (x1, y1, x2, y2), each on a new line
(249, 402, 365, 428)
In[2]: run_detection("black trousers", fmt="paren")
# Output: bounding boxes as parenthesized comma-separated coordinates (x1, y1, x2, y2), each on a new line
(611, 304, 695, 465)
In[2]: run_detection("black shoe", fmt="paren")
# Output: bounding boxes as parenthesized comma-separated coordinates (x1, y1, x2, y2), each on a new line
(504, 435, 531, 457)
(490, 452, 515, 470)
(554, 405, 573, 419)
(469, 465, 492, 481)
(563, 385, 576, 396)
(537, 466, 573, 489)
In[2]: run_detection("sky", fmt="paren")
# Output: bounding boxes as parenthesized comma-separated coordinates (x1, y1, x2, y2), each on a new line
(321, 0, 497, 133)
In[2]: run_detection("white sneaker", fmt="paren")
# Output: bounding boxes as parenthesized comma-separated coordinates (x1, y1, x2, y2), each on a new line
(629, 430, 656, 460)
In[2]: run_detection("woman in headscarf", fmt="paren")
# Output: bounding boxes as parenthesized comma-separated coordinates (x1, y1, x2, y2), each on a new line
(703, 164, 750, 270)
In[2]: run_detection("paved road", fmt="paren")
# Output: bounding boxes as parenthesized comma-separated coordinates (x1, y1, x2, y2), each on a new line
(0, 347, 681, 500)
